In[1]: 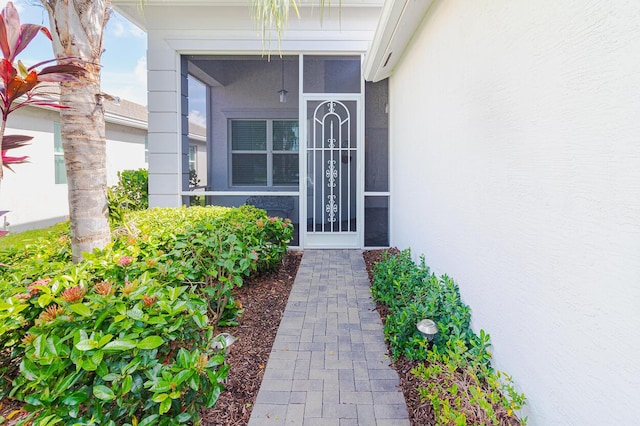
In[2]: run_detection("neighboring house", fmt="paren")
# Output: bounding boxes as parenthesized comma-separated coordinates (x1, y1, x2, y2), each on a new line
(188, 121, 208, 189)
(1, 96, 207, 233)
(114, 0, 640, 424)
(0, 97, 148, 232)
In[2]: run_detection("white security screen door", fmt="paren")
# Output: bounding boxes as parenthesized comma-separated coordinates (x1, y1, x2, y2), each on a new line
(303, 98, 361, 248)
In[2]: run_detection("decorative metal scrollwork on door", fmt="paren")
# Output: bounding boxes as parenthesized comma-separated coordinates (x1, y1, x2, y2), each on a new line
(308, 100, 354, 233)
(326, 159, 337, 187)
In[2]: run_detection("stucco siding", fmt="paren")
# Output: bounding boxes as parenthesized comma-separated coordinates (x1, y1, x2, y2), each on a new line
(389, 1, 640, 424)
(105, 124, 147, 186)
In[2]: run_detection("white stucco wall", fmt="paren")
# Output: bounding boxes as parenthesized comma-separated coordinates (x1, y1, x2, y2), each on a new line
(106, 123, 147, 186)
(389, 1, 640, 424)
(1, 106, 147, 231)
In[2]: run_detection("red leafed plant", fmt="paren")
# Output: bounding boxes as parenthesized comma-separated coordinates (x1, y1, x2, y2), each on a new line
(0, 1, 84, 179)
(0, 1, 84, 236)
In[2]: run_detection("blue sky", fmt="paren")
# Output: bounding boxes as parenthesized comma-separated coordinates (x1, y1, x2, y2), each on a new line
(188, 76, 207, 128)
(1, 0, 148, 106)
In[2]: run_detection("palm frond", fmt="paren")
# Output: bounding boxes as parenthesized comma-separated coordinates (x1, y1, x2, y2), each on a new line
(251, 0, 301, 51)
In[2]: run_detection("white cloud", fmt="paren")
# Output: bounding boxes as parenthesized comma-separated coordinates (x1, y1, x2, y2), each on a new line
(101, 56, 147, 106)
(189, 110, 206, 128)
(108, 15, 145, 39)
(111, 21, 126, 38)
(133, 56, 146, 85)
(0, 1, 24, 13)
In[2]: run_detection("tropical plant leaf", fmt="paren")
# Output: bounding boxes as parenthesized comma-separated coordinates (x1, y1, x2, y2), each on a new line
(102, 339, 136, 351)
(136, 336, 164, 350)
(75, 339, 99, 351)
(68, 303, 91, 317)
(2, 134, 32, 148)
(92, 385, 115, 401)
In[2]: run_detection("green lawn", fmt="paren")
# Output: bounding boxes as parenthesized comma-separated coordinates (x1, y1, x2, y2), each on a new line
(0, 221, 69, 250)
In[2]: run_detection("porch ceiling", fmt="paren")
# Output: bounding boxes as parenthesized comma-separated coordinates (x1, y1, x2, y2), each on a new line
(187, 55, 298, 87)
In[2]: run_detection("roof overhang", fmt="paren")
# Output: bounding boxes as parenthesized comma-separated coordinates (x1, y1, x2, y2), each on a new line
(113, 0, 384, 33)
(363, 0, 434, 82)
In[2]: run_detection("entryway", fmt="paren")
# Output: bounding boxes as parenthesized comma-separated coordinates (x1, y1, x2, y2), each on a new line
(302, 98, 361, 248)
(181, 55, 389, 249)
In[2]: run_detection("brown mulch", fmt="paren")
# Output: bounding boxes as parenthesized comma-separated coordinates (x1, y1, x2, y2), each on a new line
(0, 398, 25, 425)
(200, 250, 302, 425)
(363, 248, 434, 425)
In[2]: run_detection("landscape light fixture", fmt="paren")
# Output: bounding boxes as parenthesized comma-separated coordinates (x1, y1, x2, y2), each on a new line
(212, 332, 236, 355)
(417, 319, 439, 342)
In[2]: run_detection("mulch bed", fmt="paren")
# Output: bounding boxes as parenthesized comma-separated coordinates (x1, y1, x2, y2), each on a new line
(200, 250, 302, 425)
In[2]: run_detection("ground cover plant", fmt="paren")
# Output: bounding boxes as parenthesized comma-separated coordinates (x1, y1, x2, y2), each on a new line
(0, 205, 293, 425)
(0, 222, 69, 251)
(366, 249, 527, 426)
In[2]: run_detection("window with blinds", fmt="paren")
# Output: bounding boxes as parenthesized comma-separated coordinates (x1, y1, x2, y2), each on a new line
(230, 119, 299, 186)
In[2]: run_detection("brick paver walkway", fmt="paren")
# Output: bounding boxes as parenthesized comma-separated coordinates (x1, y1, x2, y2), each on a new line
(248, 250, 410, 426)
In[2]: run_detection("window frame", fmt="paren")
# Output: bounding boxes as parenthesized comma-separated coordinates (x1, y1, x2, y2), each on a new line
(229, 119, 299, 187)
(188, 145, 197, 173)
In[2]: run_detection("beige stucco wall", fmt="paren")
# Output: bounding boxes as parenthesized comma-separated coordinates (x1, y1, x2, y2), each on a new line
(389, 1, 640, 424)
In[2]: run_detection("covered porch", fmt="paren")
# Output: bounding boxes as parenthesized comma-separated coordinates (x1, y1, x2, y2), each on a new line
(115, 0, 390, 249)
(184, 55, 389, 248)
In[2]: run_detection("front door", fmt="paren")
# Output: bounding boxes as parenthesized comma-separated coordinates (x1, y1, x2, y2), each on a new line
(302, 98, 361, 248)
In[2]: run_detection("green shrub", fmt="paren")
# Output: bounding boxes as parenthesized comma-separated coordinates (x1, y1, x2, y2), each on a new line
(371, 249, 430, 312)
(370, 249, 526, 424)
(372, 249, 475, 360)
(412, 337, 526, 425)
(0, 205, 294, 424)
(189, 169, 205, 207)
(10, 274, 227, 425)
(108, 169, 149, 225)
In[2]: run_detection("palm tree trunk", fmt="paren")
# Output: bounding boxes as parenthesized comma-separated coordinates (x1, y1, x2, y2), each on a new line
(43, 0, 111, 262)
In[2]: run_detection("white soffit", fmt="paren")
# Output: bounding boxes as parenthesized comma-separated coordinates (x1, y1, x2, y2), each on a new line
(113, 0, 385, 32)
(363, 0, 433, 82)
